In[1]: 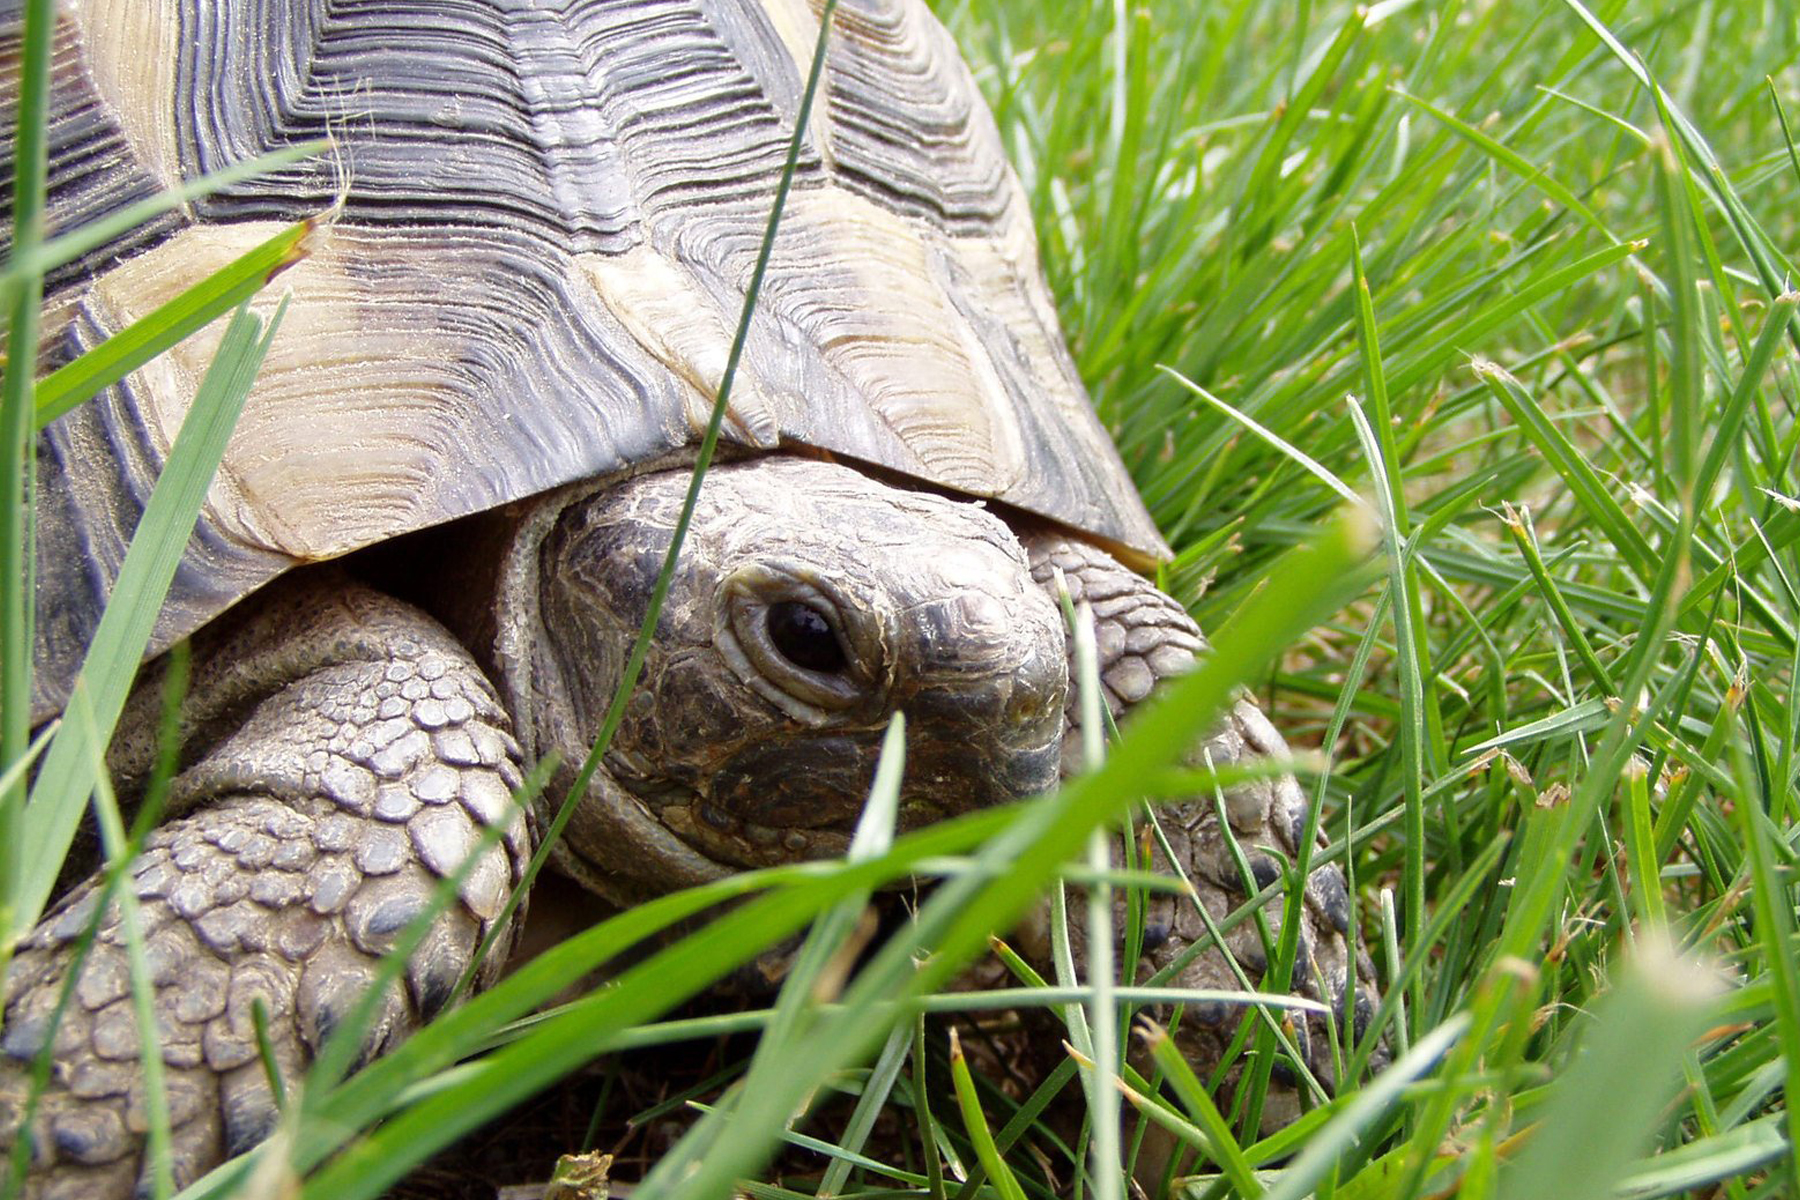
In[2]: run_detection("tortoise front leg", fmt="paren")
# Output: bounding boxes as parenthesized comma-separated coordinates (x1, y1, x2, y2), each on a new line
(0, 579, 530, 1199)
(1018, 533, 1374, 1108)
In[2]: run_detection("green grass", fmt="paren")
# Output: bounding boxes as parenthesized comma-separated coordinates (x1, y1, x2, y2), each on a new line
(7, 0, 1800, 1197)
(931, 0, 1800, 1194)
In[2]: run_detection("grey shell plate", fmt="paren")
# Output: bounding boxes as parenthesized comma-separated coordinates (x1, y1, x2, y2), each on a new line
(19, 0, 1164, 720)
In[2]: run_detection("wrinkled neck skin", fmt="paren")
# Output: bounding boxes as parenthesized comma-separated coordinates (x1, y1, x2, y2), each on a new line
(493, 456, 1068, 909)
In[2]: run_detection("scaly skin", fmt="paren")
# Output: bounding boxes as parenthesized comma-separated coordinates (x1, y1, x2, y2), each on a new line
(3, 457, 1367, 1193)
(1, 582, 530, 1198)
(1018, 535, 1376, 1111)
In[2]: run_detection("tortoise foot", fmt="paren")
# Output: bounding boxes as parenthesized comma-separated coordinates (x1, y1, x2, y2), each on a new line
(2, 580, 531, 1197)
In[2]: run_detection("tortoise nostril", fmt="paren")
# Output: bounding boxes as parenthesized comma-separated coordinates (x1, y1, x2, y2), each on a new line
(1004, 641, 1069, 730)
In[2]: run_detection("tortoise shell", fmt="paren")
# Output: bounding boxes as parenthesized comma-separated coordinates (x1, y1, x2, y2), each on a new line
(21, 0, 1164, 717)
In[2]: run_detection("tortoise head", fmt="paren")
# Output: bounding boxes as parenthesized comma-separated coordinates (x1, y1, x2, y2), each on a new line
(519, 457, 1067, 902)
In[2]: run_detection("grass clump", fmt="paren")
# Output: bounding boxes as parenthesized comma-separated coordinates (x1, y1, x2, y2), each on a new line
(935, 0, 1800, 1195)
(6, 0, 1800, 1198)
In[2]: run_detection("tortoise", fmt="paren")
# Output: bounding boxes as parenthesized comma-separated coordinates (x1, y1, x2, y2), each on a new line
(2, 0, 1371, 1193)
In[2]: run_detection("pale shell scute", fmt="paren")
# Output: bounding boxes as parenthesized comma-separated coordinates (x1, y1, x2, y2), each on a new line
(21, 0, 1164, 720)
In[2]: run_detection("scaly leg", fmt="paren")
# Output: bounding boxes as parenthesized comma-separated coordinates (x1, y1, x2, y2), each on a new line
(1019, 534, 1376, 1110)
(0, 578, 530, 1198)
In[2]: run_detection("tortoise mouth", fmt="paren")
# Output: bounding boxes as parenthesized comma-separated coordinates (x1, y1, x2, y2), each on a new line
(649, 789, 947, 870)
(627, 720, 1063, 872)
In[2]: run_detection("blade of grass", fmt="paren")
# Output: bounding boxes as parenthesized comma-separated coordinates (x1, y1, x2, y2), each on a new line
(76, 704, 173, 1200)
(654, 715, 905, 1184)
(1346, 395, 1426, 1036)
(913, 1014, 948, 1200)
(1495, 942, 1722, 1200)
(1383, 241, 1644, 399)
(1613, 1113, 1788, 1198)
(1477, 359, 1656, 577)
(1723, 732, 1800, 1196)
(815, 1020, 915, 1198)
(33, 221, 314, 429)
(1619, 756, 1665, 931)
(17, 299, 286, 936)
(2, 141, 330, 285)
(1262, 1014, 1471, 1200)
(1651, 131, 1703, 500)
(1159, 366, 1366, 508)
(455, 0, 842, 1005)
(0, 0, 54, 973)
(1692, 290, 1799, 509)
(1394, 88, 1615, 241)
(949, 1028, 1028, 1200)
(1143, 1023, 1264, 1197)
(1499, 503, 1615, 692)
(4, 646, 186, 1200)
(1070, 598, 1120, 1200)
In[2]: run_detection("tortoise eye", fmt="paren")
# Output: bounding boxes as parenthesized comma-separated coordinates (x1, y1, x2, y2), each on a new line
(766, 601, 847, 673)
